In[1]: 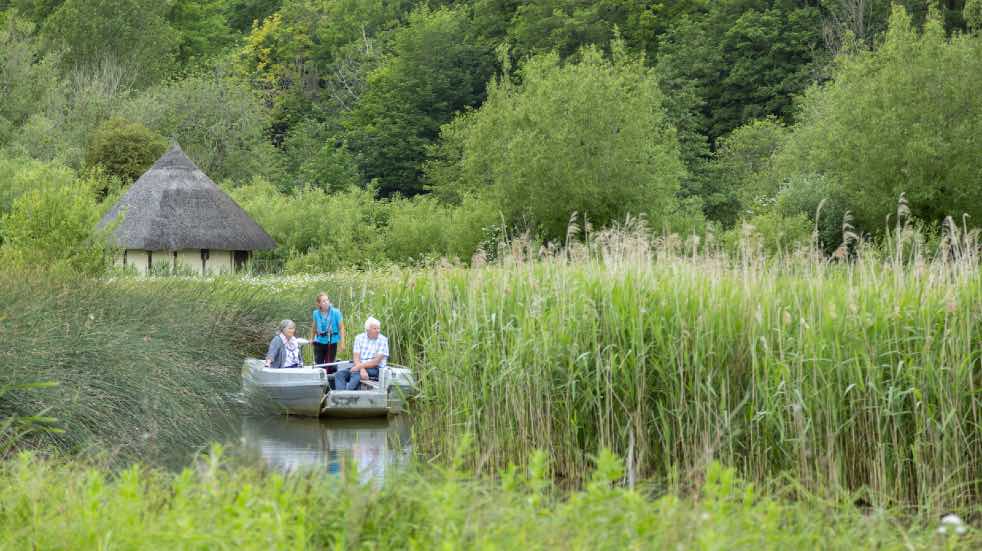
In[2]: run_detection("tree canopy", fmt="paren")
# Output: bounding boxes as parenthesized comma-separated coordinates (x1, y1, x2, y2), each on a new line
(768, 6, 982, 234)
(429, 43, 685, 240)
(1, 0, 980, 268)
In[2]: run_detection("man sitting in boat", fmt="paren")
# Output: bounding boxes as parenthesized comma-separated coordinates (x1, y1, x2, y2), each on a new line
(335, 317, 388, 390)
(265, 320, 302, 369)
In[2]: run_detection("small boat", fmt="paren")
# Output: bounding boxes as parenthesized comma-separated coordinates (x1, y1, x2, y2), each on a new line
(242, 339, 417, 418)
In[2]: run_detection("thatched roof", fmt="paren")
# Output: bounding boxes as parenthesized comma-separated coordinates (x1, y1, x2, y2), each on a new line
(99, 144, 276, 251)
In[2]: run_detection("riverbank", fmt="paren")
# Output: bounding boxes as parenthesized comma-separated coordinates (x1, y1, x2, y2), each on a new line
(2, 449, 975, 550)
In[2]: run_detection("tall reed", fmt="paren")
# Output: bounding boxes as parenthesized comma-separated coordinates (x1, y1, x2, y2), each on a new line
(223, 225, 980, 511)
(1, 222, 978, 511)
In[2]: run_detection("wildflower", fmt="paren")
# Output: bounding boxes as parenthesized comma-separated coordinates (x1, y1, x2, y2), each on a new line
(937, 513, 968, 536)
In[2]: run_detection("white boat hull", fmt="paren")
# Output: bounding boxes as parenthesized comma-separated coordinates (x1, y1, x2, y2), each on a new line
(242, 358, 417, 418)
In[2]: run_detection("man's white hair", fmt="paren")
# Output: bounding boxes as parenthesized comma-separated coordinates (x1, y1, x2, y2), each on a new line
(364, 316, 381, 331)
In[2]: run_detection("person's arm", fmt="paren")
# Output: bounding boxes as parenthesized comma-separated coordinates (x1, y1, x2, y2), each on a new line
(362, 337, 388, 368)
(265, 337, 278, 367)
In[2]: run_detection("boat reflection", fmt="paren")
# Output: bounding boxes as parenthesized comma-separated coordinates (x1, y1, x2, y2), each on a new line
(240, 415, 412, 482)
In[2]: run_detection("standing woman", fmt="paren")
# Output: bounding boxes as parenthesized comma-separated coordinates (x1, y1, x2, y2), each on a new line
(310, 292, 346, 373)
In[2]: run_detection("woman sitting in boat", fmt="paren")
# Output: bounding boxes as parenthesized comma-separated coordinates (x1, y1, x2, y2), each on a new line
(309, 292, 346, 371)
(265, 319, 302, 369)
(335, 317, 389, 390)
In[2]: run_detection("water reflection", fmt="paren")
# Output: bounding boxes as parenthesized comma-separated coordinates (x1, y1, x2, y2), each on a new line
(240, 415, 412, 482)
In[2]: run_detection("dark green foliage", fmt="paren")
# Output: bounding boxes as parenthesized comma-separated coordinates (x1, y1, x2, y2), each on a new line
(85, 117, 167, 184)
(507, 0, 618, 60)
(656, 1, 828, 144)
(168, 0, 237, 68)
(343, 6, 494, 196)
(41, 0, 180, 86)
(225, 0, 283, 33)
(0, 14, 60, 145)
(3, 0, 981, 246)
(967, 0, 982, 30)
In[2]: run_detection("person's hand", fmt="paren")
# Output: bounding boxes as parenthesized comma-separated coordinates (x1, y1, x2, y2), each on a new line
(264, 358, 271, 367)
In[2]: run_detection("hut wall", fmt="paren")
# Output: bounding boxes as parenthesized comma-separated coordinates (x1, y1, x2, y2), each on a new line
(206, 250, 233, 274)
(150, 251, 172, 273)
(116, 249, 236, 275)
(174, 249, 234, 275)
(119, 250, 149, 274)
(175, 249, 203, 274)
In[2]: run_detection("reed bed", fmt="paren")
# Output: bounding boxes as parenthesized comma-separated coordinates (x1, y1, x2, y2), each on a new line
(1, 225, 978, 512)
(221, 230, 980, 512)
(1, 449, 974, 550)
(0, 272, 274, 463)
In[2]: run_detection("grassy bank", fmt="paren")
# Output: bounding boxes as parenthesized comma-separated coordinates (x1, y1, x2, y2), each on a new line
(1, 234, 979, 511)
(1, 449, 975, 550)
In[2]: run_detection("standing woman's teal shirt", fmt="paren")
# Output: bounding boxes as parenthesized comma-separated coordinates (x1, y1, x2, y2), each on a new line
(312, 307, 343, 345)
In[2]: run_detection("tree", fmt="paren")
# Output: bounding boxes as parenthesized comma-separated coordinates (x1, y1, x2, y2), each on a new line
(168, 0, 237, 68)
(428, 42, 685, 241)
(120, 74, 281, 183)
(0, 14, 60, 146)
(655, 2, 827, 145)
(85, 117, 166, 184)
(966, 0, 982, 31)
(769, 6, 982, 233)
(225, 0, 283, 33)
(235, 0, 410, 144)
(343, 6, 494, 196)
(708, 117, 789, 225)
(506, 0, 616, 60)
(41, 0, 180, 86)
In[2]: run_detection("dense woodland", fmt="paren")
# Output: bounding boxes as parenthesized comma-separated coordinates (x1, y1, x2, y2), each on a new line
(1, 0, 981, 272)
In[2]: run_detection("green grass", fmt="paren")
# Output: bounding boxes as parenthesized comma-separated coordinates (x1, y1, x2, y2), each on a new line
(1, 448, 976, 550)
(0, 231, 979, 512)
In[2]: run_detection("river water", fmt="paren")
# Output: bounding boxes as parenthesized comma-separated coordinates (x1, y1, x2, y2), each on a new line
(236, 415, 413, 482)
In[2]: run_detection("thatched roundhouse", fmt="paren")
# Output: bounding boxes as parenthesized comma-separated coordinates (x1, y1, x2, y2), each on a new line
(98, 143, 275, 275)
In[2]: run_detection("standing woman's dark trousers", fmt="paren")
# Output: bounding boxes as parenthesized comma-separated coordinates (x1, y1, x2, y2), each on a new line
(314, 342, 338, 388)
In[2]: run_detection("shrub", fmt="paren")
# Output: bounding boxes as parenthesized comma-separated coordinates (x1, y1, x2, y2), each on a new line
(85, 117, 167, 184)
(226, 179, 387, 272)
(0, 154, 75, 216)
(0, 173, 112, 275)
